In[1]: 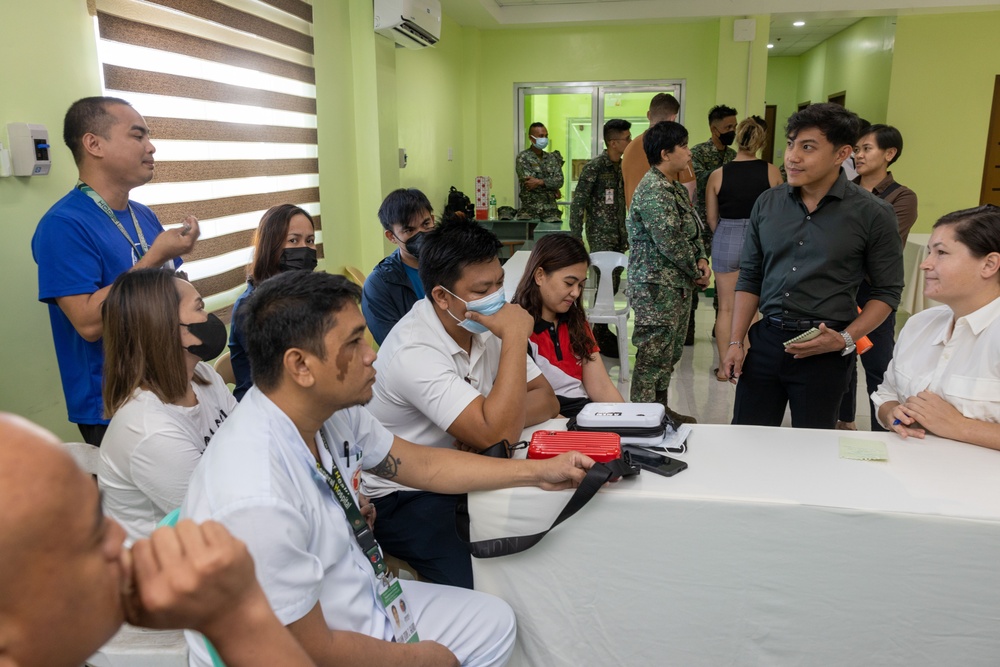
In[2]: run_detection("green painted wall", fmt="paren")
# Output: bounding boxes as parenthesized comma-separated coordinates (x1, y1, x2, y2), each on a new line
(888, 10, 1000, 233)
(475, 20, 725, 211)
(0, 2, 102, 440)
(796, 42, 827, 111)
(0, 2, 375, 437)
(765, 17, 895, 166)
(794, 17, 895, 124)
(764, 56, 800, 165)
(396, 14, 475, 213)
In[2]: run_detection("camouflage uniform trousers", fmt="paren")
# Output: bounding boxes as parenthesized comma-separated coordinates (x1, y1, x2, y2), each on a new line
(629, 282, 693, 404)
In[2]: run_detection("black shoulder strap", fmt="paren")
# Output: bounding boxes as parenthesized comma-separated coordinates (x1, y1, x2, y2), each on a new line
(455, 458, 638, 558)
(877, 181, 902, 200)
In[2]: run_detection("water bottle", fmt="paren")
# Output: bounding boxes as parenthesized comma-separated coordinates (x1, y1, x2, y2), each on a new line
(488, 194, 497, 220)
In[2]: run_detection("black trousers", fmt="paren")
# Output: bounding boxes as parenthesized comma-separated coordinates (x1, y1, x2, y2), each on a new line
(371, 491, 473, 589)
(838, 280, 895, 431)
(77, 423, 108, 446)
(733, 320, 855, 429)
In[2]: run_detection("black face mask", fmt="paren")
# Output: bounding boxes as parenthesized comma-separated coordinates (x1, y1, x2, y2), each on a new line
(402, 232, 427, 259)
(181, 313, 228, 362)
(279, 247, 318, 272)
(718, 130, 736, 147)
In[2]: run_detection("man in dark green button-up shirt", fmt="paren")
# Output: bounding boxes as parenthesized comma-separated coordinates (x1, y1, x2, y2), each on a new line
(722, 104, 904, 429)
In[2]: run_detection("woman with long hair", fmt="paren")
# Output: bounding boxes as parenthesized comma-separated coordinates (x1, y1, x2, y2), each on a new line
(873, 205, 1000, 449)
(229, 204, 317, 399)
(705, 116, 783, 380)
(512, 233, 624, 417)
(98, 268, 236, 541)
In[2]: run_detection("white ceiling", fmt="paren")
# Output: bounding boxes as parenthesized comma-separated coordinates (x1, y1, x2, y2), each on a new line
(438, 0, 1000, 57)
(767, 15, 866, 57)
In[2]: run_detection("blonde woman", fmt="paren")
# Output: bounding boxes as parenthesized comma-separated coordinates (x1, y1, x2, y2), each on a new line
(705, 116, 783, 380)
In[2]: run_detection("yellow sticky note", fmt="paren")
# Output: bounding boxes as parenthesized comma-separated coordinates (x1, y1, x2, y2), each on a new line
(839, 437, 888, 461)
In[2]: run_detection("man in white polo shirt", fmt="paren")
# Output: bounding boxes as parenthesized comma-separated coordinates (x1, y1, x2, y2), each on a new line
(365, 217, 561, 589)
(182, 270, 589, 667)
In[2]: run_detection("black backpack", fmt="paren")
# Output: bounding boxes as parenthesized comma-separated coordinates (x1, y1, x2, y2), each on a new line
(444, 186, 476, 221)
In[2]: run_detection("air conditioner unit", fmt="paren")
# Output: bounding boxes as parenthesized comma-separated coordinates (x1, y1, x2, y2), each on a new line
(374, 0, 441, 49)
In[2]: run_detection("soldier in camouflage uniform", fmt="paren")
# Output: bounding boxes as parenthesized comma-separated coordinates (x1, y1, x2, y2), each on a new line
(570, 119, 632, 355)
(516, 123, 564, 221)
(688, 105, 738, 343)
(627, 121, 710, 423)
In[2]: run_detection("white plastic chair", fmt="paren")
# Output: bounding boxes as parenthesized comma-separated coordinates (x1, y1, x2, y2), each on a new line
(587, 251, 631, 391)
(65, 448, 191, 667)
(63, 441, 101, 475)
(86, 624, 189, 667)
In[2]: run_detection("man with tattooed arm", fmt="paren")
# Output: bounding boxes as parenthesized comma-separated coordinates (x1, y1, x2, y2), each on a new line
(182, 270, 593, 667)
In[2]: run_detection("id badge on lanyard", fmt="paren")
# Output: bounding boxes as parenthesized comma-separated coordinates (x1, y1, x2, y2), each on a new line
(316, 431, 420, 643)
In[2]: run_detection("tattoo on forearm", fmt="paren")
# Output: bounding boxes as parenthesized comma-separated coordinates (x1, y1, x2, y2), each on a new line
(371, 453, 401, 480)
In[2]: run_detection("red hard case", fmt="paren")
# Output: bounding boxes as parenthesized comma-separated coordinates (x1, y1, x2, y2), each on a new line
(527, 430, 622, 463)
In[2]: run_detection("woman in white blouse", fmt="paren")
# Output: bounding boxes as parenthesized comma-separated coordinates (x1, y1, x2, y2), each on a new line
(98, 269, 237, 541)
(872, 205, 1000, 449)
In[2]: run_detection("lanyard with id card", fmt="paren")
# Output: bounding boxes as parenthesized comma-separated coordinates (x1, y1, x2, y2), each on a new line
(77, 181, 149, 263)
(315, 431, 419, 643)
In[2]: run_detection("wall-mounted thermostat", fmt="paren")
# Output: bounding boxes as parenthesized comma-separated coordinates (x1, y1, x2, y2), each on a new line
(7, 123, 51, 176)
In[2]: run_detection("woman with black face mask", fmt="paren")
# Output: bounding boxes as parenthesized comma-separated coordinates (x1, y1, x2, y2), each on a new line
(98, 268, 238, 542)
(229, 204, 317, 400)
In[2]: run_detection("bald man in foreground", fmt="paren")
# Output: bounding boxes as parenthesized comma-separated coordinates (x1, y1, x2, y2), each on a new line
(0, 413, 313, 667)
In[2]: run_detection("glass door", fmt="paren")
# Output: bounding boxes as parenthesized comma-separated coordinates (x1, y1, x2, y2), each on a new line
(515, 81, 685, 222)
(518, 88, 596, 224)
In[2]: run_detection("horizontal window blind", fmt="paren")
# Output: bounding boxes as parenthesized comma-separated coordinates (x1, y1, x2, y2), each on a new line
(93, 0, 319, 323)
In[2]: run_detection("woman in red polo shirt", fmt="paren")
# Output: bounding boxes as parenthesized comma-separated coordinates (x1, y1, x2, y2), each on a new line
(512, 233, 624, 416)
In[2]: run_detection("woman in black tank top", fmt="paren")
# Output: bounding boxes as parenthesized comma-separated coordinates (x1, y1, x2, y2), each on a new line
(705, 117, 784, 380)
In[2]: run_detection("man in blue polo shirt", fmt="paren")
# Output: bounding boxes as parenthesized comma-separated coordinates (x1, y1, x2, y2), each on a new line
(362, 188, 436, 346)
(32, 97, 199, 445)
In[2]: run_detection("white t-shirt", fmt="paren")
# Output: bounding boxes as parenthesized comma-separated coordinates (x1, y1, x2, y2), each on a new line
(182, 387, 395, 660)
(182, 387, 517, 667)
(98, 362, 237, 542)
(872, 297, 1000, 428)
(363, 298, 541, 497)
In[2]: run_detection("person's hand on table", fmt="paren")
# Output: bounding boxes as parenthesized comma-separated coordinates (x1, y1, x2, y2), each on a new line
(784, 323, 845, 359)
(887, 401, 927, 439)
(534, 451, 594, 491)
(899, 391, 967, 440)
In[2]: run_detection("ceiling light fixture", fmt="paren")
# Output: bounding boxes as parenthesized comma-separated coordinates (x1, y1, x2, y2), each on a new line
(767, 43, 774, 48)
(793, 21, 805, 27)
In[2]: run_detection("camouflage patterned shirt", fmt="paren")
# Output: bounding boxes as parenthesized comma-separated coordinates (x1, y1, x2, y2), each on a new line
(690, 140, 735, 223)
(569, 150, 627, 253)
(516, 147, 564, 218)
(626, 167, 707, 289)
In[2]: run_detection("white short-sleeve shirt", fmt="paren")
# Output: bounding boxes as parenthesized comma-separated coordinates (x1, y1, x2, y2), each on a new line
(181, 386, 395, 665)
(363, 298, 540, 497)
(872, 297, 1000, 428)
(98, 362, 237, 542)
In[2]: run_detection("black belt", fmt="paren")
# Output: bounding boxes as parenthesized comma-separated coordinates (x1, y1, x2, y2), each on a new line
(765, 316, 849, 331)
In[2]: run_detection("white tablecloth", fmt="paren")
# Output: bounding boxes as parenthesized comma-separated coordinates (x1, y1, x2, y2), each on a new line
(469, 422, 1000, 666)
(899, 232, 941, 317)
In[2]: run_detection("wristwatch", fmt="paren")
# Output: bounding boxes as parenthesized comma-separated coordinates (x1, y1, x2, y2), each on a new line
(839, 330, 856, 356)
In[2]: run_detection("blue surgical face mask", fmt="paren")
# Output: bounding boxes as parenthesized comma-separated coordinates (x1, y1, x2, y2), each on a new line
(439, 286, 506, 334)
(532, 136, 549, 150)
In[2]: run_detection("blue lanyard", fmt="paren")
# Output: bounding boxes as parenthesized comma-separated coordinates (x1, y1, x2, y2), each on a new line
(76, 181, 148, 258)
